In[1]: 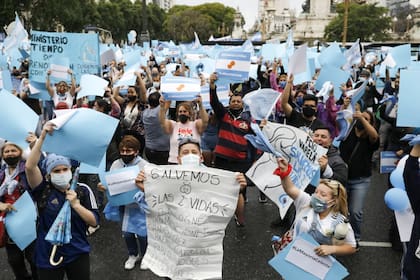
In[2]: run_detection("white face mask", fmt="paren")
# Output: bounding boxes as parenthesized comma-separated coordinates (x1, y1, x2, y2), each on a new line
(180, 154, 201, 167)
(153, 82, 160, 89)
(50, 171, 72, 190)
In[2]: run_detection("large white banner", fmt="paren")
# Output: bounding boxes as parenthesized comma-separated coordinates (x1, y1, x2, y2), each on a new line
(142, 164, 240, 280)
(247, 122, 327, 219)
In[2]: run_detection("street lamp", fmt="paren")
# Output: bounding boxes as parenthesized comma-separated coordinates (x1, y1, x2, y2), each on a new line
(393, 16, 397, 33)
(406, 14, 412, 33)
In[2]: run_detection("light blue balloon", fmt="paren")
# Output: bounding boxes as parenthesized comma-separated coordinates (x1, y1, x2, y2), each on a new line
(390, 167, 405, 189)
(384, 188, 409, 211)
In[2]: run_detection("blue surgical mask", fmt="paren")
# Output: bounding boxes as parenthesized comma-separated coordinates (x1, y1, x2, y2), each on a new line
(279, 81, 287, 88)
(310, 194, 329, 213)
(296, 96, 304, 107)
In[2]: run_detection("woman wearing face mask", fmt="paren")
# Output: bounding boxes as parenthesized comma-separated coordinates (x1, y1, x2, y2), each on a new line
(24, 125, 99, 280)
(113, 72, 147, 154)
(275, 157, 357, 256)
(339, 110, 379, 248)
(159, 95, 208, 164)
(98, 135, 149, 270)
(0, 142, 38, 280)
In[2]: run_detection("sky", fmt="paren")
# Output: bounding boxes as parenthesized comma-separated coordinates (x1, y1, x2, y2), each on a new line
(174, 0, 305, 30)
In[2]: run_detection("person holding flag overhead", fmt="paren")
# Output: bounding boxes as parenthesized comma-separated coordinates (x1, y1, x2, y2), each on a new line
(46, 69, 76, 110)
(25, 123, 99, 280)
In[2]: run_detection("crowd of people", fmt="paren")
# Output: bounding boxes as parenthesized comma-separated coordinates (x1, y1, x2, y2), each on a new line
(0, 44, 419, 280)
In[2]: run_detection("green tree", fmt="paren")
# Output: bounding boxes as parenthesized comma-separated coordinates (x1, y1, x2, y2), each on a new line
(324, 2, 391, 42)
(164, 3, 237, 43)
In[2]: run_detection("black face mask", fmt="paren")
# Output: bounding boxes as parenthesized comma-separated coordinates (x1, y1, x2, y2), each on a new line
(4, 156, 20, 167)
(355, 120, 365, 130)
(302, 106, 316, 118)
(121, 154, 136, 164)
(127, 95, 137, 102)
(178, 114, 189, 124)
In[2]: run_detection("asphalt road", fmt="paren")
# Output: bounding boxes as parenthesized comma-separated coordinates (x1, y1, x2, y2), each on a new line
(0, 169, 402, 280)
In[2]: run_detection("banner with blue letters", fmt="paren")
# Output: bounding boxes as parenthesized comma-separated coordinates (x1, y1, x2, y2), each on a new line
(29, 30, 100, 83)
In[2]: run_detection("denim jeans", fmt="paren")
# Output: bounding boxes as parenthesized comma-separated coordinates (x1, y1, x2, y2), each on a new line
(346, 176, 371, 240)
(123, 232, 147, 256)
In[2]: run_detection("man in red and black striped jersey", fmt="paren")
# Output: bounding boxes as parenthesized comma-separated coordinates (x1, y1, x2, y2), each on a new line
(209, 74, 257, 227)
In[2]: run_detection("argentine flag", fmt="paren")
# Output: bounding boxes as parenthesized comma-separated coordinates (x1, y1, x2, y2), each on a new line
(161, 76, 201, 101)
(215, 51, 251, 83)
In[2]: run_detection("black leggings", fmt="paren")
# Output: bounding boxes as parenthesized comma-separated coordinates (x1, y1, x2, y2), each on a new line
(6, 240, 37, 280)
(37, 254, 90, 280)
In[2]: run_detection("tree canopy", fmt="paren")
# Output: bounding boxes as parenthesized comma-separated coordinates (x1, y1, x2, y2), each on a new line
(0, 1, 238, 44)
(324, 2, 391, 42)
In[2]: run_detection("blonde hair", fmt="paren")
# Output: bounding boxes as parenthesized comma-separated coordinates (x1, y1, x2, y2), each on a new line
(319, 179, 348, 217)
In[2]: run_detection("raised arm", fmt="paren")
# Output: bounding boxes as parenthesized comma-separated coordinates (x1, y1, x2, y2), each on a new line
(25, 124, 53, 188)
(195, 95, 208, 135)
(112, 86, 125, 105)
(135, 71, 147, 104)
(274, 157, 300, 200)
(209, 73, 225, 120)
(46, 70, 54, 97)
(281, 74, 294, 118)
(68, 69, 76, 97)
(158, 96, 173, 135)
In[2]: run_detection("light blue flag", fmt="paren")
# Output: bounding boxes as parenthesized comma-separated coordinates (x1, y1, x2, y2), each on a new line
(143, 41, 150, 50)
(269, 233, 349, 280)
(294, 57, 316, 85)
(161, 76, 201, 101)
(185, 57, 216, 78)
(30, 30, 100, 83)
(24, 80, 51, 101)
(391, 44, 411, 69)
(151, 40, 159, 48)
(315, 66, 349, 99)
(4, 191, 37, 250)
(0, 89, 39, 147)
(215, 51, 251, 83)
(397, 69, 420, 127)
(49, 56, 70, 82)
(79, 153, 106, 174)
(43, 108, 119, 167)
(78, 74, 109, 98)
(200, 83, 230, 109)
(0, 70, 13, 91)
(99, 165, 140, 206)
(243, 88, 280, 120)
(0, 53, 8, 69)
(261, 43, 286, 62)
(318, 42, 345, 68)
(123, 50, 141, 69)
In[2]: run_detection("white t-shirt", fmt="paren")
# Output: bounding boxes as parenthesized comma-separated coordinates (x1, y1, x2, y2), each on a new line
(52, 90, 74, 109)
(293, 190, 356, 247)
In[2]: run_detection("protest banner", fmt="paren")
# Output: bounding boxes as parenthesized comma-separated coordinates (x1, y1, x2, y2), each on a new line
(141, 164, 240, 280)
(380, 151, 399, 174)
(246, 122, 327, 219)
(29, 30, 100, 83)
(397, 69, 420, 127)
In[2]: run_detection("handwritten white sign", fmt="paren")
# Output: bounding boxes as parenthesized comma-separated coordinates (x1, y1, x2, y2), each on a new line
(285, 237, 333, 279)
(142, 164, 240, 280)
(104, 165, 139, 196)
(246, 122, 327, 218)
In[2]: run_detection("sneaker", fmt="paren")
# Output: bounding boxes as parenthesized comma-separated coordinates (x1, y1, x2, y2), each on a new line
(259, 193, 268, 203)
(124, 255, 140, 270)
(140, 260, 148, 270)
(86, 225, 100, 236)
